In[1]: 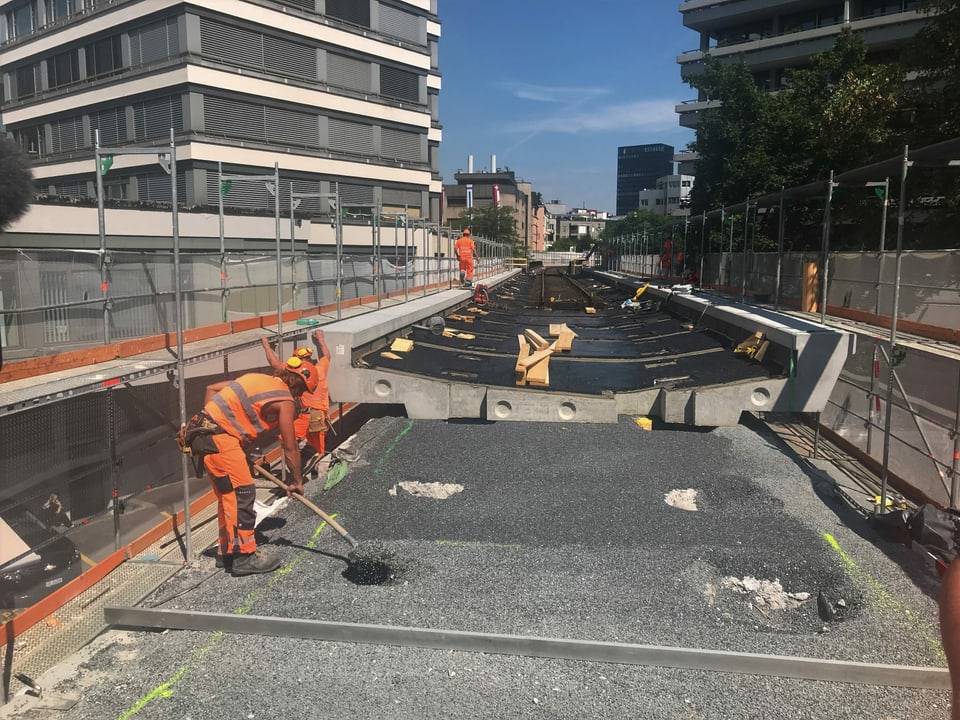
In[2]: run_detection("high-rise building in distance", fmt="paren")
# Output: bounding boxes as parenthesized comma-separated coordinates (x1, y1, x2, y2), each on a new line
(616, 143, 674, 217)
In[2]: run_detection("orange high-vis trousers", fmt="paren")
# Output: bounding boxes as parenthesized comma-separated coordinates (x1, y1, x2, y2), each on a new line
(459, 256, 475, 280)
(203, 433, 258, 557)
(294, 409, 326, 456)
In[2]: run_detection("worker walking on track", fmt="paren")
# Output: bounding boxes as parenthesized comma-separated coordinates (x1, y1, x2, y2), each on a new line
(454, 228, 478, 287)
(261, 329, 331, 466)
(183, 360, 318, 575)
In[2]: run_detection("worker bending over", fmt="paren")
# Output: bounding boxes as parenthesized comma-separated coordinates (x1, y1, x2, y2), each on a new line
(189, 360, 318, 575)
(454, 228, 478, 286)
(261, 329, 331, 464)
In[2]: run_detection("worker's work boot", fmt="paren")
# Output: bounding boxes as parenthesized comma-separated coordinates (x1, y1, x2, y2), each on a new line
(215, 554, 233, 571)
(231, 550, 282, 576)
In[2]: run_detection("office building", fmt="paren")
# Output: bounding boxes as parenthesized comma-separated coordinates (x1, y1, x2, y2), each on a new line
(616, 143, 674, 217)
(443, 155, 532, 251)
(637, 173, 694, 217)
(676, 0, 926, 129)
(0, 0, 441, 244)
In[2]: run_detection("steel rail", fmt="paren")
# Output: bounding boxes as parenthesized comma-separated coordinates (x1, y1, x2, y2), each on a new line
(103, 606, 950, 689)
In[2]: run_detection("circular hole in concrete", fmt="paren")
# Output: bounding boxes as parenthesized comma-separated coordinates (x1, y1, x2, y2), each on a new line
(374, 379, 392, 397)
(494, 400, 512, 418)
(558, 401, 576, 420)
(750, 387, 771, 406)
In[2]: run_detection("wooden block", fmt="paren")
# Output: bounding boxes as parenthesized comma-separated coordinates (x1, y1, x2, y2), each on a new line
(390, 337, 414, 353)
(549, 323, 564, 336)
(585, 307, 596, 314)
(526, 356, 550, 387)
(456, 333, 475, 340)
(555, 330, 575, 352)
(442, 329, 457, 338)
(518, 345, 554, 369)
(524, 329, 550, 350)
(380, 351, 403, 360)
(754, 339, 770, 363)
(515, 335, 532, 385)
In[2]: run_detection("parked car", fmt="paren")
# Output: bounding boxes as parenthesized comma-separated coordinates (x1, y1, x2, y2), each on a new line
(0, 505, 82, 609)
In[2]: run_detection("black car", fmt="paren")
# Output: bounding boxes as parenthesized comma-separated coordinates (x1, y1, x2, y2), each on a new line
(0, 505, 82, 609)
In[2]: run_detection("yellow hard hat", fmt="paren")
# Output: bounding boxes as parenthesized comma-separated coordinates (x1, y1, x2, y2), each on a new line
(284, 356, 319, 394)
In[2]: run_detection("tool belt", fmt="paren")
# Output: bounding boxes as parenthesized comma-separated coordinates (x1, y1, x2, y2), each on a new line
(176, 412, 223, 476)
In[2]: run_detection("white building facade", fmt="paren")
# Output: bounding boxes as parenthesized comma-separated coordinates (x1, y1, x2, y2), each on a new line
(637, 174, 693, 217)
(0, 0, 442, 245)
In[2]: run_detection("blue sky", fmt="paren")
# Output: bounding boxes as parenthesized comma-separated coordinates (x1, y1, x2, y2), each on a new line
(437, 2, 698, 215)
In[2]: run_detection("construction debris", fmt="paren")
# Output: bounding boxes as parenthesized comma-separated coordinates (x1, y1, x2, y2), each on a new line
(585, 307, 596, 315)
(380, 351, 403, 361)
(515, 333, 555, 387)
(733, 331, 770, 362)
(548, 323, 577, 352)
(390, 338, 414, 353)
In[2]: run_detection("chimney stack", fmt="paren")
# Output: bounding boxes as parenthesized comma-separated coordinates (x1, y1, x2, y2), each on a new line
(467, 155, 473, 173)
(491, 155, 497, 173)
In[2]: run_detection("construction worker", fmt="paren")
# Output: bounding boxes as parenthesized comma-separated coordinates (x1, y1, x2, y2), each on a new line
(191, 360, 318, 575)
(261, 329, 331, 464)
(454, 228, 478, 286)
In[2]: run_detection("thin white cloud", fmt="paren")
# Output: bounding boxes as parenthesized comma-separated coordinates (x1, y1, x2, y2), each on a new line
(503, 82, 610, 103)
(511, 99, 678, 134)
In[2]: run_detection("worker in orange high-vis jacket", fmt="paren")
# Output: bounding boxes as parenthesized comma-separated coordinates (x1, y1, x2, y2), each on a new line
(197, 360, 318, 576)
(454, 228, 478, 286)
(261, 329, 331, 462)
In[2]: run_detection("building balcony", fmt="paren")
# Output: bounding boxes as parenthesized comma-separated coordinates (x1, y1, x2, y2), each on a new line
(678, 11, 926, 75)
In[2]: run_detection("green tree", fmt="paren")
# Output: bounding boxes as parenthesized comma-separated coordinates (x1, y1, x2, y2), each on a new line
(0, 134, 34, 232)
(601, 209, 674, 241)
(687, 31, 903, 211)
(452, 205, 521, 254)
(905, 0, 960, 143)
(781, 28, 903, 179)
(686, 56, 780, 214)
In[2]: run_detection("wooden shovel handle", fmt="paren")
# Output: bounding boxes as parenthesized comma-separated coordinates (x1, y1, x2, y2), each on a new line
(252, 464, 359, 548)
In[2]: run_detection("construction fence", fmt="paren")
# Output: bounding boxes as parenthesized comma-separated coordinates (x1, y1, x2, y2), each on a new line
(0, 236, 508, 361)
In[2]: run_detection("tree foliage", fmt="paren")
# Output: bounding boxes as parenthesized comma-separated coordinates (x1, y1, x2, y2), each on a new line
(687, 29, 904, 217)
(451, 205, 521, 254)
(0, 134, 34, 232)
(904, 0, 960, 143)
(601, 209, 676, 241)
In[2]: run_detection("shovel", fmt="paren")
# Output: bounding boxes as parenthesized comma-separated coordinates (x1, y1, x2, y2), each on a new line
(252, 463, 359, 550)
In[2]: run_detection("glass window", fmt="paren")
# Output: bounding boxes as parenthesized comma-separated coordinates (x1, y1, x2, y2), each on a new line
(11, 3, 35, 38)
(45, 0, 77, 23)
(15, 125, 45, 156)
(48, 49, 80, 88)
(15, 64, 38, 98)
(85, 35, 123, 77)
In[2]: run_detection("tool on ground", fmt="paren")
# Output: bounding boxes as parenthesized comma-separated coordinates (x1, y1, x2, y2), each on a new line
(251, 462, 359, 549)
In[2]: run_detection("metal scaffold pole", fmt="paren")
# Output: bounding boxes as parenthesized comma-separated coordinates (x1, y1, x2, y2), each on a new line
(774, 188, 785, 311)
(741, 198, 749, 303)
(94, 130, 109, 344)
(879, 146, 910, 515)
(819, 170, 835, 325)
(169, 130, 191, 560)
(218, 162, 226, 322)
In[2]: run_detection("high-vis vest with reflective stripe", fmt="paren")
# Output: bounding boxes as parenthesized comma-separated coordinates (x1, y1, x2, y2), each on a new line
(203, 374, 293, 442)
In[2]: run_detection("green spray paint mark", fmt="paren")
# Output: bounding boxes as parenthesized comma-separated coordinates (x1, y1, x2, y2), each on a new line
(117, 667, 187, 720)
(324, 460, 349, 490)
(373, 419, 414, 476)
(823, 533, 943, 659)
(117, 518, 333, 719)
